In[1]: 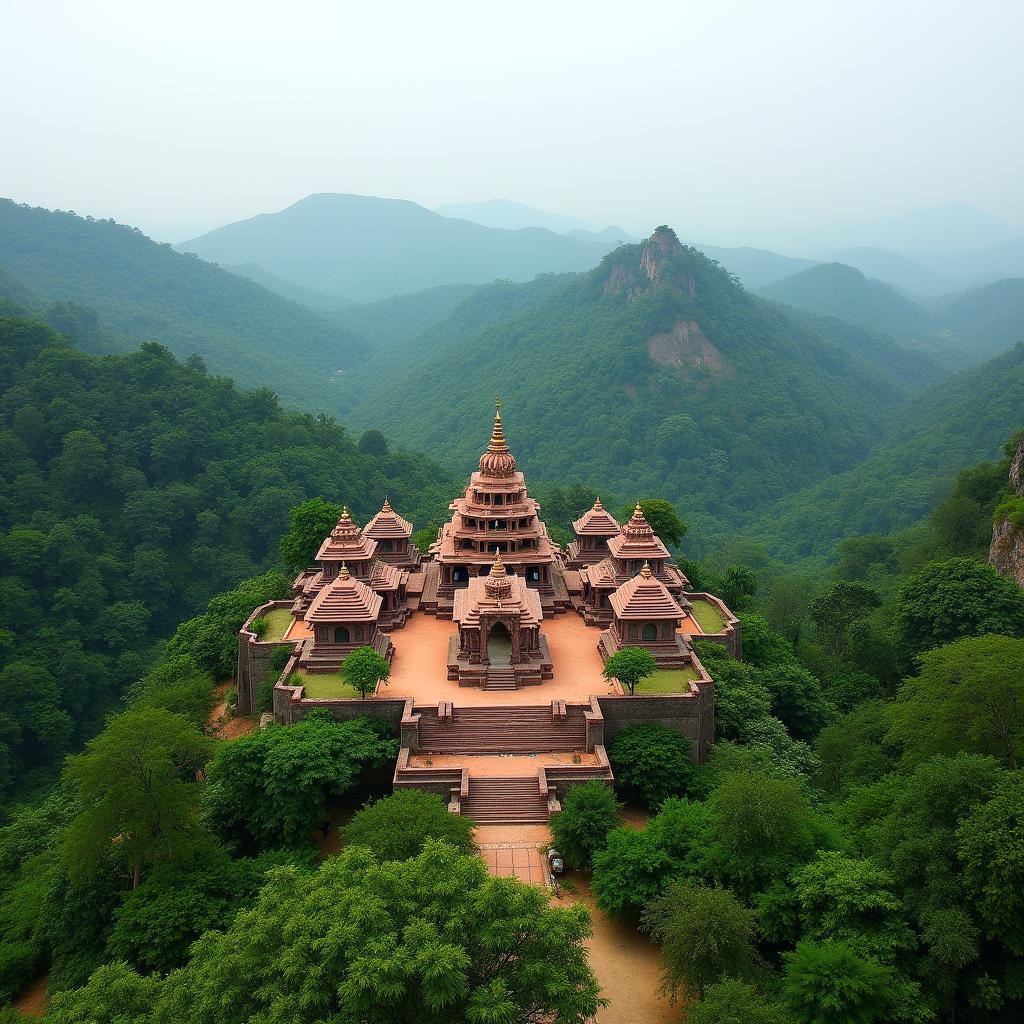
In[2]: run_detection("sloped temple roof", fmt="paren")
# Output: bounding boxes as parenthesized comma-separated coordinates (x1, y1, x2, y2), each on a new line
(609, 563, 685, 620)
(363, 498, 413, 540)
(607, 503, 670, 561)
(572, 497, 622, 537)
(306, 564, 382, 623)
(317, 506, 378, 563)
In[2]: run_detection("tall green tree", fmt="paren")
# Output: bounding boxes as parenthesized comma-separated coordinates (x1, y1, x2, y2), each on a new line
(279, 497, 343, 573)
(63, 709, 212, 888)
(550, 781, 621, 869)
(340, 645, 391, 698)
(643, 882, 757, 999)
(808, 581, 881, 666)
(342, 790, 476, 862)
(618, 499, 687, 548)
(886, 636, 1024, 769)
(150, 842, 604, 1024)
(894, 558, 1024, 658)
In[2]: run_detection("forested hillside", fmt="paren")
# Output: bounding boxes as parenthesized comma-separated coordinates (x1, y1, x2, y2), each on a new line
(936, 278, 1024, 359)
(340, 228, 906, 543)
(749, 343, 1024, 561)
(0, 201, 371, 409)
(0, 314, 460, 811)
(758, 262, 935, 342)
(178, 193, 616, 301)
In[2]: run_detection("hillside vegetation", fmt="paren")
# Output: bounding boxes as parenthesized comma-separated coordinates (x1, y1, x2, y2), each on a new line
(0, 201, 372, 410)
(0, 314, 459, 810)
(749, 343, 1024, 561)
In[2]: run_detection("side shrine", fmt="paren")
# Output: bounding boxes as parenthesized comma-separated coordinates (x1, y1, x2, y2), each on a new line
(238, 403, 741, 825)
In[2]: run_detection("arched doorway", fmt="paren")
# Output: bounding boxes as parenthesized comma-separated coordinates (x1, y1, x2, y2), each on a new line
(333, 625, 350, 644)
(487, 621, 512, 664)
(642, 622, 658, 641)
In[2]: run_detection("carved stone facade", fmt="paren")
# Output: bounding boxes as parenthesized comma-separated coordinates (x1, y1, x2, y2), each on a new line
(448, 552, 552, 689)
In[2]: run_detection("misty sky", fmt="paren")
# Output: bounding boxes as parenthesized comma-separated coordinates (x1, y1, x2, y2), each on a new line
(2, 0, 1022, 251)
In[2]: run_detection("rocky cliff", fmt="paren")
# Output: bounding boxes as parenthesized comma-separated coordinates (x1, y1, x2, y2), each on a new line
(990, 437, 1024, 586)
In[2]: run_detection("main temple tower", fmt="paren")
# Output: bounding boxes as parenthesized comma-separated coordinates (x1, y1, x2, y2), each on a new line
(430, 402, 559, 614)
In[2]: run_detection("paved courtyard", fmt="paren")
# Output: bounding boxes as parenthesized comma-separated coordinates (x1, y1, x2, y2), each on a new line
(383, 611, 614, 706)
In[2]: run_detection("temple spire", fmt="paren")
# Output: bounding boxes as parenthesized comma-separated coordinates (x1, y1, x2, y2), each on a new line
(338, 562, 350, 580)
(479, 400, 517, 477)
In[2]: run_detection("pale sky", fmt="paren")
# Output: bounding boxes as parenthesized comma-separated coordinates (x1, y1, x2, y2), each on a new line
(1, 0, 1021, 250)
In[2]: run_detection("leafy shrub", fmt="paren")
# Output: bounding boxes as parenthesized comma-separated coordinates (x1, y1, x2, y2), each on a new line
(550, 782, 620, 869)
(607, 723, 694, 808)
(342, 790, 475, 861)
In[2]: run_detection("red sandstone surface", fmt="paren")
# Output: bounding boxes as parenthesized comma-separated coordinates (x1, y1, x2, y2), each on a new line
(384, 612, 615, 706)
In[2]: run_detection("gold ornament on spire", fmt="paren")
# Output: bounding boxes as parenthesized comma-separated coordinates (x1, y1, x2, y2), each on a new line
(338, 562, 350, 580)
(640, 560, 653, 578)
(479, 400, 517, 477)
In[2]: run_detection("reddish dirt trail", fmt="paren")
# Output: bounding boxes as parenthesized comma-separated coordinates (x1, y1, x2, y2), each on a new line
(207, 680, 258, 740)
(562, 875, 678, 1024)
(13, 973, 48, 1017)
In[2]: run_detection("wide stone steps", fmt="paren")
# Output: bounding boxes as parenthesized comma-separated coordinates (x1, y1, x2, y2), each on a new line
(415, 705, 587, 753)
(461, 777, 549, 823)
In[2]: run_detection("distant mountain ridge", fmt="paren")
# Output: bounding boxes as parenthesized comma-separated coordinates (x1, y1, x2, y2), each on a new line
(178, 193, 618, 301)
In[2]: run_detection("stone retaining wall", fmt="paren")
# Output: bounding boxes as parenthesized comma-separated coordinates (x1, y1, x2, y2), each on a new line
(236, 601, 296, 716)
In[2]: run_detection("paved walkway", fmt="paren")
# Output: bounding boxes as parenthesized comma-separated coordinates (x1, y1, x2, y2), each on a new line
(475, 823, 551, 885)
(384, 611, 613, 706)
(410, 752, 600, 772)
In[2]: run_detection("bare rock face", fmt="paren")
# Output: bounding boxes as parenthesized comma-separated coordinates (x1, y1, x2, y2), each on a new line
(989, 436, 1024, 587)
(603, 226, 695, 302)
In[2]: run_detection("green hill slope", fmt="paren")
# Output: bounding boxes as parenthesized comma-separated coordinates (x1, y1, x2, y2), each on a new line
(774, 307, 946, 390)
(748, 343, 1024, 561)
(177, 193, 616, 301)
(936, 278, 1024, 360)
(333, 282, 479, 348)
(758, 262, 935, 342)
(0, 200, 372, 409)
(341, 228, 904, 536)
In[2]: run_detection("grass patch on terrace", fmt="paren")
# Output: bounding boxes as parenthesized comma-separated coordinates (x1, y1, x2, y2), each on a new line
(259, 608, 294, 641)
(634, 667, 701, 694)
(690, 599, 727, 634)
(288, 669, 362, 700)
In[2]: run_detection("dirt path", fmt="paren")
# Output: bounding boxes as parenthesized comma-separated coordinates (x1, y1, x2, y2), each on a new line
(207, 680, 258, 740)
(561, 875, 677, 1024)
(13, 973, 48, 1017)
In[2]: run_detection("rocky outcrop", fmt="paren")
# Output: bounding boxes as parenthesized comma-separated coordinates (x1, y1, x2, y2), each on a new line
(989, 436, 1024, 587)
(646, 319, 734, 379)
(603, 226, 696, 302)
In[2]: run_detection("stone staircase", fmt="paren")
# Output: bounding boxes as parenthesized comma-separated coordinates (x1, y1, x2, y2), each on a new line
(484, 667, 517, 691)
(461, 776, 549, 823)
(415, 704, 588, 753)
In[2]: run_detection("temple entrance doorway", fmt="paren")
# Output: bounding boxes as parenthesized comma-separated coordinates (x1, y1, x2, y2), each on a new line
(453, 566, 470, 584)
(487, 622, 512, 664)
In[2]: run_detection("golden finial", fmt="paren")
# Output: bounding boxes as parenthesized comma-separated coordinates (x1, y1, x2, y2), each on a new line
(341, 505, 351, 520)
(640, 561, 652, 578)
(634, 501, 643, 514)
(594, 496, 603, 509)
(381, 496, 392, 512)
(339, 562, 350, 580)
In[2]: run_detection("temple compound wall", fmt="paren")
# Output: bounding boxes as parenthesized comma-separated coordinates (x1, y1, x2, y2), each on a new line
(597, 682, 715, 763)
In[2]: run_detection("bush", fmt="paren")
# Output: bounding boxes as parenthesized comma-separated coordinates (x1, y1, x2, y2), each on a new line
(607, 723, 694, 808)
(342, 790, 476, 861)
(550, 782, 621, 869)
(249, 616, 268, 639)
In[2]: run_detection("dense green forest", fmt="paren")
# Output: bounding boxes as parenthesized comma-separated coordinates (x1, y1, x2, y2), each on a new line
(0, 312, 460, 811)
(749, 343, 1024, 562)
(0, 201, 371, 410)
(340, 229, 910, 544)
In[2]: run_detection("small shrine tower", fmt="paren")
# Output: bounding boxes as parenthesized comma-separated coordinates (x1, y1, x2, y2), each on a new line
(567, 497, 622, 568)
(364, 498, 422, 570)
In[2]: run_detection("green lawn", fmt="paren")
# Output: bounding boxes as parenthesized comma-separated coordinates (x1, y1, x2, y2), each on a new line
(690, 599, 727, 634)
(634, 667, 701, 693)
(260, 608, 294, 641)
(288, 669, 362, 699)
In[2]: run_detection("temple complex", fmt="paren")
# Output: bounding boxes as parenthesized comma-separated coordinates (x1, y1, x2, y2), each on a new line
(238, 401, 742, 828)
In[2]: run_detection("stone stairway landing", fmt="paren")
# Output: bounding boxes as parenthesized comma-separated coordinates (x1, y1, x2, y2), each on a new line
(461, 776, 549, 823)
(415, 704, 588, 753)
